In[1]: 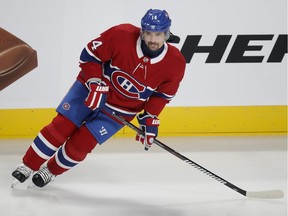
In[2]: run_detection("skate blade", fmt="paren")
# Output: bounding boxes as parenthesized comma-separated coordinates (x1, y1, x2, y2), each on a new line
(11, 179, 37, 190)
(27, 182, 36, 190)
(11, 179, 19, 188)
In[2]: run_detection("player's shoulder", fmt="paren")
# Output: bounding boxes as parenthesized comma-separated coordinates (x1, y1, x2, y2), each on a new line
(110, 23, 140, 35)
(167, 43, 186, 65)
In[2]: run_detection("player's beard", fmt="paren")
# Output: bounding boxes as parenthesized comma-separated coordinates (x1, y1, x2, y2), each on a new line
(147, 42, 160, 51)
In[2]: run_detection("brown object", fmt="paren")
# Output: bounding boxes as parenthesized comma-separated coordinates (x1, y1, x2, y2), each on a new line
(0, 28, 38, 91)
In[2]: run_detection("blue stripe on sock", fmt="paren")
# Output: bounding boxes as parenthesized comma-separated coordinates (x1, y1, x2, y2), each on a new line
(57, 147, 77, 168)
(34, 136, 56, 157)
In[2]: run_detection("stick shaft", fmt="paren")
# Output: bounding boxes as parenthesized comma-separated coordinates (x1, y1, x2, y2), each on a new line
(113, 113, 284, 199)
(112, 113, 247, 196)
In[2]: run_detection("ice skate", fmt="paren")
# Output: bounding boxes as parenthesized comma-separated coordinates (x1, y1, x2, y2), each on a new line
(32, 165, 55, 188)
(11, 163, 33, 188)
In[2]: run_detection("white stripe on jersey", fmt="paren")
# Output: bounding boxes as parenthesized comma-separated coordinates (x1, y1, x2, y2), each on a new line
(105, 103, 137, 115)
(85, 45, 102, 62)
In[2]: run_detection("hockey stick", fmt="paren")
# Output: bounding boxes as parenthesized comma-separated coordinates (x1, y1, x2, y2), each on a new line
(112, 113, 284, 199)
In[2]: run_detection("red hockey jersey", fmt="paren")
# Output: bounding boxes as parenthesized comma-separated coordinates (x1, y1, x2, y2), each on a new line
(77, 24, 186, 116)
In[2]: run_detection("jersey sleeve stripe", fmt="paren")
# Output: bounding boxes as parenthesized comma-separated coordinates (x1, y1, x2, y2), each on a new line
(153, 91, 175, 101)
(80, 46, 102, 64)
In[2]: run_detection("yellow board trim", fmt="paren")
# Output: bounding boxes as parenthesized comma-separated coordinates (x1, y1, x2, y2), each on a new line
(0, 106, 287, 138)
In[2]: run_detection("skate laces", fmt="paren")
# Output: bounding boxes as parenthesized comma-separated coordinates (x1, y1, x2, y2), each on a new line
(37, 166, 55, 183)
(16, 163, 33, 177)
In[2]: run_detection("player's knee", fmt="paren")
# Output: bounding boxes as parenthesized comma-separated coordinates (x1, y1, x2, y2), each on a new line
(64, 126, 98, 161)
(46, 114, 77, 143)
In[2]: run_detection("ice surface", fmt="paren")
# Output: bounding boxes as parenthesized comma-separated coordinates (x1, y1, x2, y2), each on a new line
(0, 136, 286, 216)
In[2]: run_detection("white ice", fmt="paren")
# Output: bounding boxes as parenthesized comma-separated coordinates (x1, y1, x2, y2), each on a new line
(0, 136, 287, 216)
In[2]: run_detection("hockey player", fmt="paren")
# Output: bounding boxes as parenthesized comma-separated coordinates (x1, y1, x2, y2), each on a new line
(11, 9, 186, 188)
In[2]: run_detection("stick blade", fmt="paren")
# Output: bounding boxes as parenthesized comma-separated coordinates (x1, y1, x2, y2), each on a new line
(246, 190, 284, 199)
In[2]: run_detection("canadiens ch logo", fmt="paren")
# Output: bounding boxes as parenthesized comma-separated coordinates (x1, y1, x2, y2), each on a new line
(111, 71, 145, 99)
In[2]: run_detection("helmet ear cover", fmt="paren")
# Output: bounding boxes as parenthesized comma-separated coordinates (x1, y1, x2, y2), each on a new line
(141, 9, 171, 33)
